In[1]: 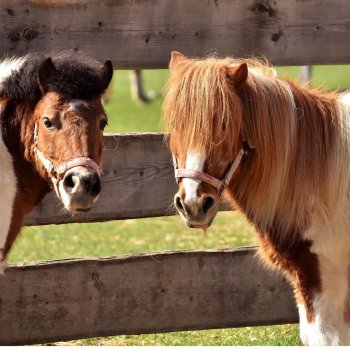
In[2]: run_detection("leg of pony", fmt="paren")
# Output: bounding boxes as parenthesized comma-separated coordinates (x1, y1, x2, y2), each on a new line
(297, 256, 349, 346)
(0, 135, 16, 272)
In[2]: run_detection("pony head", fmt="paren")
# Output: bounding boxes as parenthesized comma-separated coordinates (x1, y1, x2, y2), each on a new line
(163, 51, 248, 229)
(1, 52, 114, 212)
(33, 54, 113, 212)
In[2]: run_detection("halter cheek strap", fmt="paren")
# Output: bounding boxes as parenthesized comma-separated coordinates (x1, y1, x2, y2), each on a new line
(33, 124, 103, 199)
(173, 148, 246, 195)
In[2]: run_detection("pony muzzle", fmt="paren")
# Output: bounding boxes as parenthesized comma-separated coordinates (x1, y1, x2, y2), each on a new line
(59, 166, 101, 212)
(174, 193, 218, 228)
(34, 141, 103, 212)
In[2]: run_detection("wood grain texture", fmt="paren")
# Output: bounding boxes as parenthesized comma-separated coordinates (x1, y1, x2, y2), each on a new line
(0, 0, 349, 67)
(0, 247, 298, 345)
(26, 132, 232, 225)
(25, 133, 179, 225)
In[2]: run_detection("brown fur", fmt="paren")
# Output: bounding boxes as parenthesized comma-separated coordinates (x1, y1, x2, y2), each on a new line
(32, 93, 104, 179)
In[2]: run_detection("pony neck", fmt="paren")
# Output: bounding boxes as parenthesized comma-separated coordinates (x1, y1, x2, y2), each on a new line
(229, 77, 340, 238)
(1, 100, 50, 256)
(2, 100, 50, 195)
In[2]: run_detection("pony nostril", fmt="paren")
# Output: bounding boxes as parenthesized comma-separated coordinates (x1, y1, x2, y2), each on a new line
(81, 173, 101, 196)
(63, 171, 100, 196)
(63, 173, 76, 191)
(175, 195, 185, 214)
(202, 196, 216, 214)
(90, 175, 101, 196)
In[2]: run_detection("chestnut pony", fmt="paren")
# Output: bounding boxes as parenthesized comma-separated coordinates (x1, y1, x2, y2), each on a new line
(163, 51, 350, 346)
(0, 51, 112, 267)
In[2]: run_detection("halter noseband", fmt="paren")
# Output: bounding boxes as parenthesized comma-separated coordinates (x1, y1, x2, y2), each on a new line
(173, 147, 247, 195)
(33, 123, 103, 199)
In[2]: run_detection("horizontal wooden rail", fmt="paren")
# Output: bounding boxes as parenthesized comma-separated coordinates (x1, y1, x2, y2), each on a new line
(26, 133, 177, 225)
(25, 132, 231, 226)
(0, 0, 349, 67)
(0, 247, 298, 345)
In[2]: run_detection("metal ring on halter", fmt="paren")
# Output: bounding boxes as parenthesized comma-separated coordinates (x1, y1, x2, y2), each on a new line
(172, 148, 247, 195)
(33, 123, 103, 199)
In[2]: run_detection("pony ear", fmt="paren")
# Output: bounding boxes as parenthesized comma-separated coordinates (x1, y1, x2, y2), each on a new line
(38, 57, 56, 94)
(169, 51, 186, 69)
(226, 63, 248, 89)
(101, 60, 113, 90)
(38, 57, 56, 93)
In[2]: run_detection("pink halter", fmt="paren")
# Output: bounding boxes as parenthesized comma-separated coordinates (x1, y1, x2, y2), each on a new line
(173, 148, 246, 195)
(33, 124, 102, 199)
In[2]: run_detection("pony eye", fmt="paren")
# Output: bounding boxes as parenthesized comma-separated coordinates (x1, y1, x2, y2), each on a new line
(100, 119, 108, 130)
(43, 117, 53, 129)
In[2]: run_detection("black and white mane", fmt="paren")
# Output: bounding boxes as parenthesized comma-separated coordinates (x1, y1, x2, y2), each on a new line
(0, 51, 113, 102)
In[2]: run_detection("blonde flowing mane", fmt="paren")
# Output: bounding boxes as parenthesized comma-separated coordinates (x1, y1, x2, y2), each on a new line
(163, 57, 276, 156)
(163, 55, 348, 241)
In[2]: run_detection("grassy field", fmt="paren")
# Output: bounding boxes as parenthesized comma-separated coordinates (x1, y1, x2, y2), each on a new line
(8, 65, 350, 345)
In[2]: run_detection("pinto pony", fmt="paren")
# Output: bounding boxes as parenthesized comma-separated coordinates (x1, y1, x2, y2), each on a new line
(162, 51, 350, 346)
(0, 51, 113, 266)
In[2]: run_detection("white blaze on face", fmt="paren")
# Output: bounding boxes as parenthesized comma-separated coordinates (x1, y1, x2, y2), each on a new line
(183, 150, 206, 204)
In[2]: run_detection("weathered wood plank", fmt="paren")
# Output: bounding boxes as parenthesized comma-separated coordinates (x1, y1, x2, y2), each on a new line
(0, 247, 298, 345)
(26, 133, 232, 225)
(0, 0, 349, 67)
(25, 133, 179, 225)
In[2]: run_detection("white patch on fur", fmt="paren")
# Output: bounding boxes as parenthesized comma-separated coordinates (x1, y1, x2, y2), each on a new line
(183, 150, 206, 204)
(0, 57, 23, 269)
(0, 57, 25, 91)
(68, 99, 89, 111)
(302, 294, 349, 345)
(341, 91, 350, 105)
(297, 254, 350, 345)
(0, 130, 17, 266)
(298, 304, 309, 345)
(300, 235, 350, 345)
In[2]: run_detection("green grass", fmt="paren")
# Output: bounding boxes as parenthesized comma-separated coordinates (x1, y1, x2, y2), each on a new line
(9, 65, 350, 345)
(59, 324, 300, 346)
(276, 65, 350, 90)
(10, 212, 256, 263)
(104, 70, 168, 132)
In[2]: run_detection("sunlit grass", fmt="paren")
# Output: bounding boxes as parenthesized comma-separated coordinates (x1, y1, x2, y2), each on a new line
(9, 212, 256, 264)
(56, 324, 299, 346)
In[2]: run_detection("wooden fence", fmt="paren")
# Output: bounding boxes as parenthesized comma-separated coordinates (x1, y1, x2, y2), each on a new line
(1, 0, 349, 345)
(4, 134, 299, 345)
